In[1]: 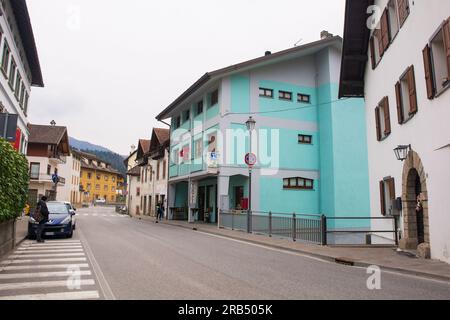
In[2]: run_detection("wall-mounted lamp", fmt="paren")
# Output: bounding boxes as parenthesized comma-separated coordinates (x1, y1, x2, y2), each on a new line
(394, 144, 411, 161)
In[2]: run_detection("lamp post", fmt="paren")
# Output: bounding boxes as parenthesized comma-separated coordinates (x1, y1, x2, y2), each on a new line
(394, 144, 411, 161)
(245, 116, 256, 233)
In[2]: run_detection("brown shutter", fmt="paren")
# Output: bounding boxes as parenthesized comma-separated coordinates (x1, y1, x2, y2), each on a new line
(388, 178, 396, 200)
(370, 36, 376, 69)
(376, 29, 384, 57)
(422, 45, 435, 99)
(395, 81, 404, 124)
(383, 97, 391, 135)
(381, 8, 390, 51)
(407, 65, 418, 114)
(397, 0, 410, 27)
(442, 18, 450, 81)
(375, 107, 381, 141)
(380, 181, 386, 216)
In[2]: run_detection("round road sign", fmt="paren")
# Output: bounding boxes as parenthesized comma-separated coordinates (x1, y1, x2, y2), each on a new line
(245, 153, 257, 167)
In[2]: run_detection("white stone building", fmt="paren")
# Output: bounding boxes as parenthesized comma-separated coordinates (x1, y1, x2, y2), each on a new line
(56, 149, 82, 205)
(0, 0, 43, 153)
(340, 0, 450, 262)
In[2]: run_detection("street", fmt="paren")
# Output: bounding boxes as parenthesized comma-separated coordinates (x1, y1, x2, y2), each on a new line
(1, 206, 449, 300)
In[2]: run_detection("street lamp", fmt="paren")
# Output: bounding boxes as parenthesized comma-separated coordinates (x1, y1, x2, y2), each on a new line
(245, 116, 256, 233)
(394, 144, 411, 161)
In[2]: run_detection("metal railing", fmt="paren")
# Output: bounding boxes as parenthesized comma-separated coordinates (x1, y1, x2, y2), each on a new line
(219, 210, 324, 245)
(219, 210, 398, 246)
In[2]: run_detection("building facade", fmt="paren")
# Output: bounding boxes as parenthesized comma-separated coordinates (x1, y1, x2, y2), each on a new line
(0, 0, 43, 153)
(56, 149, 82, 205)
(156, 35, 370, 229)
(26, 124, 70, 206)
(78, 151, 121, 204)
(339, 0, 450, 262)
(125, 128, 170, 217)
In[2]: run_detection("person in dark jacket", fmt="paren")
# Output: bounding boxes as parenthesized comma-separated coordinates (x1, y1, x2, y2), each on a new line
(36, 196, 50, 243)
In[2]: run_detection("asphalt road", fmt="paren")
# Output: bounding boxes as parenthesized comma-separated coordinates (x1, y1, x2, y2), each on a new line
(1, 206, 450, 300)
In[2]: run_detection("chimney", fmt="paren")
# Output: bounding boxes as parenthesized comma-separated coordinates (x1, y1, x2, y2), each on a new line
(320, 30, 333, 40)
(265, 51, 272, 56)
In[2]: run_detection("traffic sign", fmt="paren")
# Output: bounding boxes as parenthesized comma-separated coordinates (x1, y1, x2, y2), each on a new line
(245, 153, 257, 167)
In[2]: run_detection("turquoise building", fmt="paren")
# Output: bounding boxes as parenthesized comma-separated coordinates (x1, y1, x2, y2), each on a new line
(156, 35, 370, 227)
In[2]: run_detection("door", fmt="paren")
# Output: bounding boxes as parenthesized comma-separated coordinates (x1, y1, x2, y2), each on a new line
(198, 186, 205, 221)
(415, 173, 425, 244)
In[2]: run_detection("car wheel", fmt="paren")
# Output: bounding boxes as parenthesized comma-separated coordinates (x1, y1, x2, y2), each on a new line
(67, 230, 73, 238)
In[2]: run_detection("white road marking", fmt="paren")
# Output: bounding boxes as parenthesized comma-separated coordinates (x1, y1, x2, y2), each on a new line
(83, 214, 88, 216)
(1, 264, 89, 271)
(0, 270, 92, 280)
(0, 291, 100, 300)
(9, 253, 85, 258)
(16, 249, 84, 254)
(17, 246, 83, 250)
(0, 279, 95, 291)
(0, 258, 87, 264)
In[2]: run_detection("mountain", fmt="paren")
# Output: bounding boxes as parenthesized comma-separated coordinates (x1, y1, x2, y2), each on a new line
(69, 137, 127, 177)
(69, 137, 112, 153)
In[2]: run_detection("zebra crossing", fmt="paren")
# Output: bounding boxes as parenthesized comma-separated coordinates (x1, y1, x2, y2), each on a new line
(0, 240, 101, 300)
(79, 213, 128, 218)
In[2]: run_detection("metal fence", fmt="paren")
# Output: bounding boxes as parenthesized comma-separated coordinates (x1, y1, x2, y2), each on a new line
(219, 210, 398, 246)
(219, 210, 324, 244)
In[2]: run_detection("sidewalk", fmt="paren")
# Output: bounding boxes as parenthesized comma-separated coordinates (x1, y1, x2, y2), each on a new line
(152, 218, 450, 282)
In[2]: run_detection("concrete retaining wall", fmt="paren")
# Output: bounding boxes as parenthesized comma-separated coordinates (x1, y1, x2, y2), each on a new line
(0, 219, 15, 258)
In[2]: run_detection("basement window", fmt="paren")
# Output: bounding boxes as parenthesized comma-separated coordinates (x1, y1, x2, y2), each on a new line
(298, 134, 313, 144)
(298, 93, 311, 103)
(283, 177, 314, 190)
(259, 88, 273, 98)
(279, 90, 292, 101)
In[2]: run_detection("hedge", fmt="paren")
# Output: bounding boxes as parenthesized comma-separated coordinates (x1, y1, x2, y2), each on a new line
(0, 138, 29, 222)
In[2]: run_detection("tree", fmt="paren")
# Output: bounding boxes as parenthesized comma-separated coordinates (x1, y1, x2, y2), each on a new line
(0, 138, 29, 222)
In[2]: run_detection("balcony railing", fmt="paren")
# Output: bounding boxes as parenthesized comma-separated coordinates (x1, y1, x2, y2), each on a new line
(29, 173, 66, 186)
(48, 153, 67, 164)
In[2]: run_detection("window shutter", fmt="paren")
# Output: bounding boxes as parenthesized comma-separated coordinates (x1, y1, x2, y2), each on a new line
(370, 36, 376, 69)
(395, 81, 404, 124)
(381, 9, 390, 51)
(376, 29, 384, 57)
(375, 107, 381, 141)
(407, 65, 418, 114)
(422, 45, 435, 99)
(383, 97, 391, 135)
(442, 18, 450, 81)
(397, 0, 410, 27)
(380, 181, 386, 216)
(388, 178, 396, 200)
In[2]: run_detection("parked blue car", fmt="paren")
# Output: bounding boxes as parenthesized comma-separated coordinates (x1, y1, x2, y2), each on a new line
(28, 201, 76, 239)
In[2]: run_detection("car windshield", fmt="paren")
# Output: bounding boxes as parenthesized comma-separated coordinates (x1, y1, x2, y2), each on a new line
(47, 203, 70, 215)
(65, 203, 72, 210)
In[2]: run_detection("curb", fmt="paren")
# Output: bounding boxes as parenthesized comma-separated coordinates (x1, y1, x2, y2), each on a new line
(159, 221, 450, 283)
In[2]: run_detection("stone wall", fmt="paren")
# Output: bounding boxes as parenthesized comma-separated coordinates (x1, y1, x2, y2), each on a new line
(0, 219, 15, 258)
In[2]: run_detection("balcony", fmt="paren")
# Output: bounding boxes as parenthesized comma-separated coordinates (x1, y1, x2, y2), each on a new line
(48, 152, 67, 164)
(29, 173, 66, 186)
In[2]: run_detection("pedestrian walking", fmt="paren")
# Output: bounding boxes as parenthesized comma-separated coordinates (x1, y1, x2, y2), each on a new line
(35, 196, 50, 243)
(156, 202, 164, 221)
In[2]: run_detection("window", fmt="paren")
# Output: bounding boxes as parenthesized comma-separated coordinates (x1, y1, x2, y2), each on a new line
(297, 94, 310, 103)
(19, 83, 25, 108)
(181, 145, 190, 162)
(104, 175, 108, 181)
(14, 73, 21, 100)
(112, 186, 115, 192)
(423, 17, 450, 99)
(196, 100, 203, 115)
(47, 164, 51, 175)
(96, 184, 100, 190)
(157, 161, 160, 180)
(375, 96, 391, 141)
(395, 65, 417, 124)
(104, 185, 108, 191)
(388, 0, 400, 40)
(369, 29, 382, 69)
(379, 177, 396, 216)
(112, 177, 116, 182)
(162, 160, 166, 179)
(30, 163, 40, 179)
(279, 90, 292, 101)
(87, 183, 91, 191)
(194, 139, 203, 158)
(174, 116, 181, 129)
(397, 0, 410, 27)
(207, 132, 217, 152)
(259, 88, 273, 98)
(298, 134, 313, 144)
(283, 177, 314, 190)
(210, 89, 219, 106)
(88, 172, 92, 179)
(97, 174, 101, 180)
(183, 109, 190, 122)
(8, 58, 16, 89)
(136, 187, 140, 196)
(1, 42, 10, 75)
(23, 92, 29, 115)
(172, 149, 179, 165)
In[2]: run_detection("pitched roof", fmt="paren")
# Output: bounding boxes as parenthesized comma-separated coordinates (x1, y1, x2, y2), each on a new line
(156, 36, 342, 120)
(80, 161, 119, 175)
(338, 0, 374, 98)
(127, 166, 141, 176)
(153, 128, 169, 145)
(139, 139, 151, 154)
(28, 124, 67, 145)
(10, 0, 44, 87)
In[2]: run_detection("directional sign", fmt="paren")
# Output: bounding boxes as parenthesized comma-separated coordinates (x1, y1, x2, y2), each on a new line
(245, 153, 257, 167)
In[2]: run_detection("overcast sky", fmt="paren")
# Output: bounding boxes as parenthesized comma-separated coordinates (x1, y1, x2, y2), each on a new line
(27, 0, 345, 155)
